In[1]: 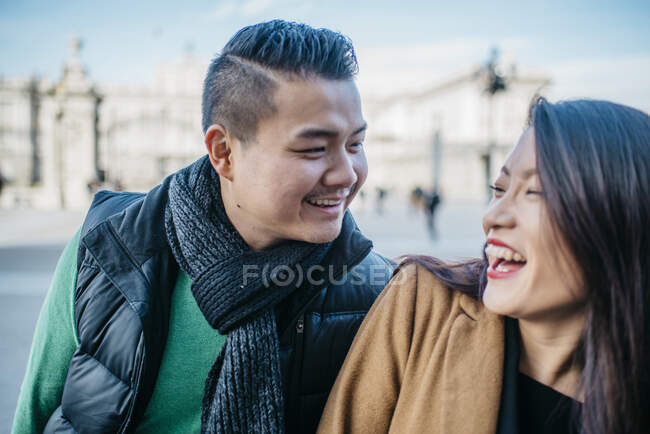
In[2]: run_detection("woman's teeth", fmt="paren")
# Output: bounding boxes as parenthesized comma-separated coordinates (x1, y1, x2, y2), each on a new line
(485, 244, 526, 263)
(495, 262, 513, 272)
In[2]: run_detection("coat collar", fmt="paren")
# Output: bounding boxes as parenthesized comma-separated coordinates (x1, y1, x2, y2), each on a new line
(455, 294, 520, 434)
(496, 316, 521, 434)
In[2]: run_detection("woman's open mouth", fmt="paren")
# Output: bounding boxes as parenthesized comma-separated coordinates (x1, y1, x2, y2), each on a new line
(485, 242, 527, 279)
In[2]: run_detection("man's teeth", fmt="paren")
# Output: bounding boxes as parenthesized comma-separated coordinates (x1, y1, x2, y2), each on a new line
(485, 244, 526, 263)
(308, 198, 342, 206)
(307, 188, 353, 207)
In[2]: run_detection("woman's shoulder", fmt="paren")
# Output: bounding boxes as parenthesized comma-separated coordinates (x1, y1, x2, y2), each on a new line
(388, 262, 495, 322)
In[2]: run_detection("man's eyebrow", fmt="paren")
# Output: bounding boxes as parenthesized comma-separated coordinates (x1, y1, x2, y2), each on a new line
(296, 128, 338, 139)
(500, 166, 537, 179)
(296, 122, 367, 139)
(352, 123, 368, 135)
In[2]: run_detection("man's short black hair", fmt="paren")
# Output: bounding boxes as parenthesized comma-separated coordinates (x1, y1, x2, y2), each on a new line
(201, 20, 359, 143)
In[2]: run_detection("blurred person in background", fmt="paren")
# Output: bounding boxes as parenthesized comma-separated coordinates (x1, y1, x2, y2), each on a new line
(375, 186, 388, 215)
(408, 186, 424, 214)
(425, 187, 442, 240)
(12, 20, 393, 434)
(317, 98, 650, 434)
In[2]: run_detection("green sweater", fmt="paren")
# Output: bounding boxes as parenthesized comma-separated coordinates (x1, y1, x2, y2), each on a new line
(12, 231, 227, 433)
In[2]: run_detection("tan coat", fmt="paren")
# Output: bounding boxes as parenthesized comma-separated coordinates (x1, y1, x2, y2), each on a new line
(317, 264, 506, 434)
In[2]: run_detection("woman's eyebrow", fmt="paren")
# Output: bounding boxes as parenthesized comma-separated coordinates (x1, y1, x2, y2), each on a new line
(500, 166, 537, 179)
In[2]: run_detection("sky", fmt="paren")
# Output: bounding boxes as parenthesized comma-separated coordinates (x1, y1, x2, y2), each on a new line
(1, 0, 649, 110)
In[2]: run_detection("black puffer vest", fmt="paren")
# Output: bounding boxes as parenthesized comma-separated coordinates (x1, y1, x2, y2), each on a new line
(44, 176, 393, 433)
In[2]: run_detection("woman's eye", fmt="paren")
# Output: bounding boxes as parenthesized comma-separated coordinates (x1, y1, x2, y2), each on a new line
(526, 190, 545, 196)
(488, 184, 505, 194)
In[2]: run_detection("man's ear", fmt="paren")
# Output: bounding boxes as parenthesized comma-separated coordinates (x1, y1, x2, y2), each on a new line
(204, 124, 235, 181)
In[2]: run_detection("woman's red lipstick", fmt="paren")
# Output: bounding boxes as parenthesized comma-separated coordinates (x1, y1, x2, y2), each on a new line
(486, 238, 516, 250)
(486, 238, 525, 279)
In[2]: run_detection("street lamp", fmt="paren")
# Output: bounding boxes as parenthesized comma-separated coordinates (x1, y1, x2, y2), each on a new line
(482, 47, 509, 201)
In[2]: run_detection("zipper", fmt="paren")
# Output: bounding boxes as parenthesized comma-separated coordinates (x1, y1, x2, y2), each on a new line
(296, 319, 304, 334)
(285, 244, 372, 432)
(284, 244, 373, 332)
(120, 340, 144, 433)
(288, 315, 306, 432)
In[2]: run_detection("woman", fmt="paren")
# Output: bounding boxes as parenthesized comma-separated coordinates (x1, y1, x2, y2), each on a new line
(317, 98, 650, 434)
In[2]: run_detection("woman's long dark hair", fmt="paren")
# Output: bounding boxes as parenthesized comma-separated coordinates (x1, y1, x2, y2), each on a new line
(400, 97, 650, 434)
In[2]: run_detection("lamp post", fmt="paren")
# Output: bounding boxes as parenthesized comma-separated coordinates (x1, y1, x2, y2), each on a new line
(54, 83, 66, 208)
(482, 48, 508, 201)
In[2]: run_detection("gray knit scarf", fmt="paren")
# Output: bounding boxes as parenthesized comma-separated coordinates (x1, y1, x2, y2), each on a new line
(164, 156, 331, 433)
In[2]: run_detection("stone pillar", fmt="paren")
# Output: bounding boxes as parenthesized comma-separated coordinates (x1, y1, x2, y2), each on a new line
(38, 38, 101, 210)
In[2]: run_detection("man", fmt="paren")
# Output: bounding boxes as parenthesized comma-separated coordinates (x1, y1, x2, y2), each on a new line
(12, 20, 392, 433)
(425, 188, 442, 240)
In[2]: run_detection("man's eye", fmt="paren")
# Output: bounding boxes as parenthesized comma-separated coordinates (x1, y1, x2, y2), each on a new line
(349, 142, 363, 149)
(296, 147, 326, 154)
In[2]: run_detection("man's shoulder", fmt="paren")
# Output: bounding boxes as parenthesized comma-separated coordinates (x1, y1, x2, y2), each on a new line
(79, 177, 173, 268)
(348, 249, 394, 294)
(312, 249, 394, 315)
(356, 250, 395, 270)
(82, 174, 174, 238)
(81, 190, 146, 237)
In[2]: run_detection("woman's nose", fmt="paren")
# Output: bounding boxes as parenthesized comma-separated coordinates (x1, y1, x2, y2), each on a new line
(482, 196, 516, 234)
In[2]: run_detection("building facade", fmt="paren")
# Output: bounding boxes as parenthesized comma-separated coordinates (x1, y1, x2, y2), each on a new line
(362, 61, 550, 201)
(0, 40, 549, 210)
(1, 39, 205, 210)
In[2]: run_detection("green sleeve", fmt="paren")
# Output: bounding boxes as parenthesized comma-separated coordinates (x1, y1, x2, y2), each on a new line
(11, 230, 81, 434)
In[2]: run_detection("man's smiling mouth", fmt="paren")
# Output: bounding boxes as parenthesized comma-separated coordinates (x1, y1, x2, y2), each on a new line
(304, 186, 353, 208)
(305, 198, 344, 207)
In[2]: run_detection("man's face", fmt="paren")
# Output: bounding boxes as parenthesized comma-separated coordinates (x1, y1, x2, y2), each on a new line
(225, 77, 367, 249)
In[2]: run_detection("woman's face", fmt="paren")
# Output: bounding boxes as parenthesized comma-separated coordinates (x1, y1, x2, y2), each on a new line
(481, 127, 586, 321)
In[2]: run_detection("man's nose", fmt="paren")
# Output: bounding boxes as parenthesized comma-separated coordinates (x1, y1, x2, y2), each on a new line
(324, 150, 358, 188)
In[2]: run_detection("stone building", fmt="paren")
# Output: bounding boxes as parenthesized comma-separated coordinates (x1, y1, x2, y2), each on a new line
(362, 58, 550, 201)
(0, 40, 549, 210)
(0, 39, 205, 210)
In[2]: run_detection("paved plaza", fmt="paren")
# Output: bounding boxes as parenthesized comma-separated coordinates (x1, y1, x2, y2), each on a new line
(0, 200, 487, 430)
